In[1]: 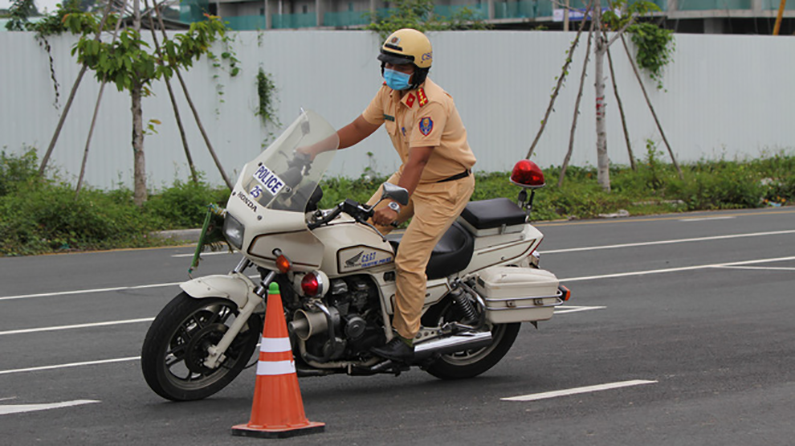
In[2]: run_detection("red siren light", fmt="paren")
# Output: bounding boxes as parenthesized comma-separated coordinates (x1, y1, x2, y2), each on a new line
(510, 160, 545, 188)
(301, 273, 320, 297)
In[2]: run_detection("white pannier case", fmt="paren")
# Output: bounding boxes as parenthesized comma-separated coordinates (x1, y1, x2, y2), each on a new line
(475, 266, 563, 324)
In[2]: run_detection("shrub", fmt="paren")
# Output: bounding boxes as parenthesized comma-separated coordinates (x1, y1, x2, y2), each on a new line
(144, 177, 230, 229)
(0, 179, 155, 255)
(0, 147, 39, 196)
(1, 148, 794, 256)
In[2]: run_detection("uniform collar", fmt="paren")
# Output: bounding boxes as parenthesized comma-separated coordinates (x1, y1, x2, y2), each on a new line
(388, 80, 429, 109)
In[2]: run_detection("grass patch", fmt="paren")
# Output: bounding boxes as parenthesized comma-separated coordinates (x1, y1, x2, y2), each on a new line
(1, 148, 793, 256)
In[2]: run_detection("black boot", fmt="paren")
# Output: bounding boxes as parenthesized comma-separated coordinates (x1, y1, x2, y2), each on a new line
(371, 336, 415, 362)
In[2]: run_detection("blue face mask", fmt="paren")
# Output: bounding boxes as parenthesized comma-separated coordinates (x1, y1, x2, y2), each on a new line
(383, 68, 412, 91)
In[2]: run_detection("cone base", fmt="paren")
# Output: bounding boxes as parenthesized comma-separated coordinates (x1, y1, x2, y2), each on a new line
(231, 421, 325, 439)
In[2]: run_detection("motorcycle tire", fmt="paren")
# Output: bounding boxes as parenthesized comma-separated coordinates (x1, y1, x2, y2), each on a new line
(141, 292, 262, 401)
(421, 299, 520, 380)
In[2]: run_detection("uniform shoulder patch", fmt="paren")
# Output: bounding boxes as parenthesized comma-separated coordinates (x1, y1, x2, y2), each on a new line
(419, 117, 433, 136)
(417, 88, 428, 107)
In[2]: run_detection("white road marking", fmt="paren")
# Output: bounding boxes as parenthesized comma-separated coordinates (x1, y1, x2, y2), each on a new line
(540, 229, 795, 254)
(0, 318, 154, 336)
(172, 251, 234, 258)
(715, 266, 795, 271)
(0, 357, 140, 376)
(561, 255, 795, 283)
(2, 230, 792, 302)
(554, 305, 607, 314)
(0, 400, 100, 416)
(502, 380, 658, 402)
(678, 216, 736, 222)
(0, 282, 182, 302)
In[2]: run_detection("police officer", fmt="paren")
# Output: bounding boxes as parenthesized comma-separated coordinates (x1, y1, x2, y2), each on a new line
(308, 28, 476, 361)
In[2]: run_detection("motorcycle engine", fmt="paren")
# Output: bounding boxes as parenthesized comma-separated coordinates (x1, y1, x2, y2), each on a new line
(295, 275, 385, 362)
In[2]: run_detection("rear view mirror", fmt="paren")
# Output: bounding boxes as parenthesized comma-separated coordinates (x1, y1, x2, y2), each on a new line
(381, 183, 409, 206)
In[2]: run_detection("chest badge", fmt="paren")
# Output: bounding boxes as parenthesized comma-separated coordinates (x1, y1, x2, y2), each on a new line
(419, 117, 433, 136)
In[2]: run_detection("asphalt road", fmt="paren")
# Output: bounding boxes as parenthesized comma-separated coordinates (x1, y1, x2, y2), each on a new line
(1, 207, 794, 445)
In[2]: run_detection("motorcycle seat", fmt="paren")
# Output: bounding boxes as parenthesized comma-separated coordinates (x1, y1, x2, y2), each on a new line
(460, 198, 527, 230)
(386, 222, 474, 280)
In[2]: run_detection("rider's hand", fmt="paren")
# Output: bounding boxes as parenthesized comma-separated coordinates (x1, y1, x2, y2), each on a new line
(295, 146, 317, 161)
(373, 206, 398, 227)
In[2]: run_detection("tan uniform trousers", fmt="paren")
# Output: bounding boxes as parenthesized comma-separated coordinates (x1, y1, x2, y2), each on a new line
(368, 172, 475, 340)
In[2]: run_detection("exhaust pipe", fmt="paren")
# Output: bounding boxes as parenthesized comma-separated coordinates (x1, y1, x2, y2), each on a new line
(289, 309, 329, 341)
(413, 331, 493, 361)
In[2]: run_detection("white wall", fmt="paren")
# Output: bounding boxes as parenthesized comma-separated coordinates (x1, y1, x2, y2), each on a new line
(0, 30, 793, 190)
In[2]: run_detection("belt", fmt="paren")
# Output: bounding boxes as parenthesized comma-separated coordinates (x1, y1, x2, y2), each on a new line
(437, 170, 470, 183)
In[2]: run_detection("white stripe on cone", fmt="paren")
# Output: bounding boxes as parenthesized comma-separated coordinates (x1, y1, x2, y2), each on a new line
(260, 337, 291, 353)
(257, 359, 296, 376)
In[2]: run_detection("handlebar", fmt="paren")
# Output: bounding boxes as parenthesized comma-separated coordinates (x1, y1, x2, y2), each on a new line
(307, 199, 374, 230)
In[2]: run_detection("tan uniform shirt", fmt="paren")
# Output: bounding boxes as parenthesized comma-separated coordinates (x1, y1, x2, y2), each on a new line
(361, 78, 476, 184)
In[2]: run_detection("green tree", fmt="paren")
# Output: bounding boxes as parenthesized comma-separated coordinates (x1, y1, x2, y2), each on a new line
(366, 0, 489, 39)
(61, 9, 228, 205)
(4, 0, 38, 31)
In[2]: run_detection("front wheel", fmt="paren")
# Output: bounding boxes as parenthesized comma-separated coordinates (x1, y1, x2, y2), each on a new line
(141, 292, 262, 401)
(421, 299, 520, 380)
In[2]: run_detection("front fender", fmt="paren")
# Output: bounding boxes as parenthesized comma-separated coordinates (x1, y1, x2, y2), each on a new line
(180, 273, 258, 309)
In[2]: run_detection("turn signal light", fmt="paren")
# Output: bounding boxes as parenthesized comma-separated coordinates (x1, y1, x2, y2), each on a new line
(273, 250, 291, 273)
(558, 285, 571, 301)
(511, 159, 546, 188)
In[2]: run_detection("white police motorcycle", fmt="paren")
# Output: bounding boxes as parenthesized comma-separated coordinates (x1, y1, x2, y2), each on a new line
(141, 109, 569, 401)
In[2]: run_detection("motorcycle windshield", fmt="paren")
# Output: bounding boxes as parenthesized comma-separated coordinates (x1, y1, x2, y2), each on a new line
(239, 109, 339, 212)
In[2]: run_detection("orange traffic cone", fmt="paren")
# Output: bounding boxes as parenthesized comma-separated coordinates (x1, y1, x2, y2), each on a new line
(232, 282, 325, 438)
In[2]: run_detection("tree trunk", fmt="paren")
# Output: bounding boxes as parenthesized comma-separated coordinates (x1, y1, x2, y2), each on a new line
(558, 20, 595, 187)
(38, 1, 116, 176)
(132, 0, 147, 206)
(526, 1, 593, 160)
(594, 0, 611, 192)
(607, 45, 635, 171)
(75, 81, 107, 198)
(132, 83, 147, 206)
(620, 35, 683, 180)
(154, 3, 233, 190)
(146, 0, 199, 184)
(75, 4, 128, 198)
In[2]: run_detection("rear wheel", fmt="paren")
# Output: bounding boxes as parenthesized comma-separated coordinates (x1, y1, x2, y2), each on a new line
(141, 292, 262, 401)
(421, 298, 520, 380)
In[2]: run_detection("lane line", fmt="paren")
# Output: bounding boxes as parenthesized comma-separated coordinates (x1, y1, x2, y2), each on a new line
(3, 230, 792, 302)
(540, 229, 795, 254)
(678, 216, 736, 222)
(0, 282, 182, 302)
(0, 400, 100, 416)
(535, 208, 795, 227)
(502, 380, 658, 402)
(172, 251, 234, 258)
(715, 266, 795, 271)
(554, 305, 607, 314)
(0, 357, 140, 376)
(561, 256, 795, 283)
(0, 318, 154, 336)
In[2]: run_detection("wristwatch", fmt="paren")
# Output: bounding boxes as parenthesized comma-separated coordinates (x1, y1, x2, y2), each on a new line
(387, 201, 401, 213)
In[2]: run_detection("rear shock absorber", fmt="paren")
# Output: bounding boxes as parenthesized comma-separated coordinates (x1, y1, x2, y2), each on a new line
(450, 286, 478, 325)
